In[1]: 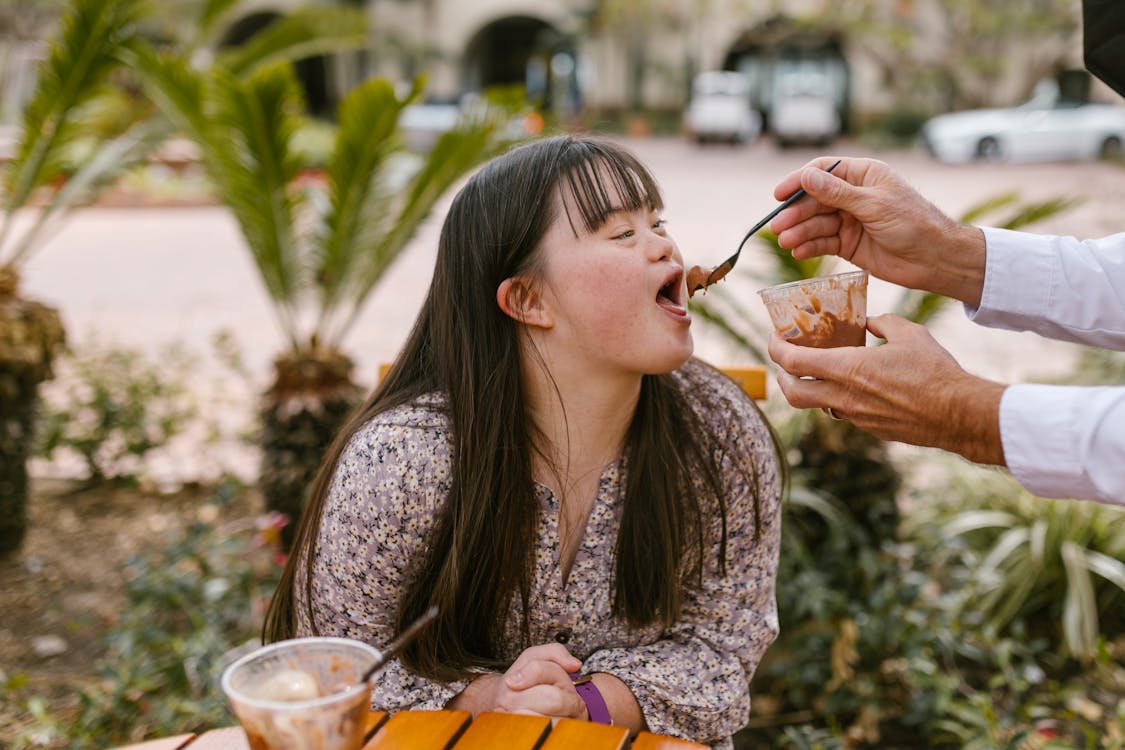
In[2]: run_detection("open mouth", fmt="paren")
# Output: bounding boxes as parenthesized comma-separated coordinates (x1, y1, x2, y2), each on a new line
(656, 269, 687, 313)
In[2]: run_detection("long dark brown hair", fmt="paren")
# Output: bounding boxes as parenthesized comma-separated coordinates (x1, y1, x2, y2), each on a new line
(263, 135, 779, 682)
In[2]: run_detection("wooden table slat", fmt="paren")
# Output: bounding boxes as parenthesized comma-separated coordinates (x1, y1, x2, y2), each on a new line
(364, 710, 389, 740)
(179, 726, 249, 750)
(109, 734, 197, 750)
(450, 712, 550, 750)
(630, 731, 709, 750)
(363, 709, 471, 750)
(538, 718, 628, 750)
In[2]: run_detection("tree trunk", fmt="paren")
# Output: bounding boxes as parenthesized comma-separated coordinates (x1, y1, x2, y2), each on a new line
(0, 265, 65, 557)
(259, 347, 363, 550)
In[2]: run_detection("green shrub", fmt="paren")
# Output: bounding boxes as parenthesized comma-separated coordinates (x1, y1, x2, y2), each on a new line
(908, 465, 1125, 662)
(33, 333, 258, 489)
(34, 341, 197, 483)
(62, 483, 284, 747)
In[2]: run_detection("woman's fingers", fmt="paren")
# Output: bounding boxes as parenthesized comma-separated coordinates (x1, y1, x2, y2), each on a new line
(496, 683, 586, 719)
(505, 643, 580, 690)
(505, 657, 573, 691)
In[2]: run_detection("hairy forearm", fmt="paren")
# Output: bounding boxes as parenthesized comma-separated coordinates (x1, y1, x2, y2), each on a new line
(937, 373, 1007, 466)
(928, 224, 988, 306)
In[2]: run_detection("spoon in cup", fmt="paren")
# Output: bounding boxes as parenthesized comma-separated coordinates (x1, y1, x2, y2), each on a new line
(360, 605, 440, 683)
(686, 159, 842, 298)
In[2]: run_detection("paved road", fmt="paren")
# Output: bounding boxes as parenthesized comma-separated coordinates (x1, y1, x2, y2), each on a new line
(21, 136, 1125, 391)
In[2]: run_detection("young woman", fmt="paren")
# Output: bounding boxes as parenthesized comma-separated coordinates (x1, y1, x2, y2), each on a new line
(264, 135, 784, 748)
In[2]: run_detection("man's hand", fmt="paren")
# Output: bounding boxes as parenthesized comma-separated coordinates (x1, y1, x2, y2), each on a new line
(767, 315, 1007, 466)
(769, 157, 988, 306)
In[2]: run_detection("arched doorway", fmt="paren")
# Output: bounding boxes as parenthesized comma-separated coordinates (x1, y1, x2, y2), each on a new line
(464, 15, 580, 119)
(219, 11, 333, 118)
(723, 16, 851, 133)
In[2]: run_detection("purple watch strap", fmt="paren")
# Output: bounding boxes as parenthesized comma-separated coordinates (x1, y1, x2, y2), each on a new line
(571, 673, 612, 725)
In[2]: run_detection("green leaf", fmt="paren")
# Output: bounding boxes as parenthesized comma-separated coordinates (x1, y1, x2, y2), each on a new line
(942, 510, 1018, 537)
(1000, 198, 1080, 231)
(326, 99, 517, 345)
(958, 191, 1020, 225)
(196, 0, 242, 41)
(1082, 548, 1125, 592)
(892, 289, 950, 326)
(2, 0, 143, 215)
(1060, 541, 1098, 659)
(316, 77, 416, 320)
(208, 63, 305, 308)
(217, 7, 369, 78)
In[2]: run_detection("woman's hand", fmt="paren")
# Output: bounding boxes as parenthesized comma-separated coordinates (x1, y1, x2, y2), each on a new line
(449, 643, 585, 719)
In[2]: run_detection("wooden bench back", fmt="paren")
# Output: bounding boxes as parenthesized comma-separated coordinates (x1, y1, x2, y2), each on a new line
(377, 363, 767, 400)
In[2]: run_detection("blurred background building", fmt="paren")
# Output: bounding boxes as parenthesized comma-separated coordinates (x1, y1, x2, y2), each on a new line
(0, 0, 1103, 138)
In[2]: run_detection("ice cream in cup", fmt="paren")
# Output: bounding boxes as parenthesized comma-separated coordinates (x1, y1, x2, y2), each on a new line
(221, 637, 379, 750)
(757, 270, 868, 348)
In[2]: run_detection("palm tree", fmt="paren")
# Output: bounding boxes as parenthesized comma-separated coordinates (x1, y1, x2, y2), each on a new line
(134, 51, 523, 547)
(0, 0, 142, 556)
(0, 0, 367, 557)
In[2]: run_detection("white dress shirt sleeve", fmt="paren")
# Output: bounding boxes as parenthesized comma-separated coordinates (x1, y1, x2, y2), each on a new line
(965, 227, 1125, 505)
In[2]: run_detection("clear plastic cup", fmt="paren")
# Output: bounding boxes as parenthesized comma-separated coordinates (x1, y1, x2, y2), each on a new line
(221, 637, 379, 750)
(757, 270, 868, 348)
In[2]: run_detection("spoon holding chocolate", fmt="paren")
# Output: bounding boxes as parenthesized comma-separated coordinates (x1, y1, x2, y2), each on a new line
(686, 159, 841, 298)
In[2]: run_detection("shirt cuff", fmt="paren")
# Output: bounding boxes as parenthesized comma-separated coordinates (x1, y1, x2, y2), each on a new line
(965, 227, 1057, 327)
(1000, 384, 1125, 504)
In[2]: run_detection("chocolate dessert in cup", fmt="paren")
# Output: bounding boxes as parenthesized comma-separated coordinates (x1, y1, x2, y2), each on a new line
(757, 270, 868, 348)
(221, 637, 379, 750)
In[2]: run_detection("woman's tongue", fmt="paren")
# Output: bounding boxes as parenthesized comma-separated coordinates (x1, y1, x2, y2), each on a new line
(657, 286, 686, 315)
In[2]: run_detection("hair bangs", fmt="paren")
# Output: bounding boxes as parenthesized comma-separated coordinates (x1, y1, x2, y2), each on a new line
(559, 143, 664, 236)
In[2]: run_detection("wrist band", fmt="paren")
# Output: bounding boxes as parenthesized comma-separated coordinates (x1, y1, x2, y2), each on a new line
(570, 673, 612, 725)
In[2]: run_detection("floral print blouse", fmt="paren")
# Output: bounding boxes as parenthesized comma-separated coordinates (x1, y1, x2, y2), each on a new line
(296, 359, 782, 748)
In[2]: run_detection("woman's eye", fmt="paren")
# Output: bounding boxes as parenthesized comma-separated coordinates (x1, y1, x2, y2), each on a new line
(653, 219, 667, 232)
(612, 229, 634, 240)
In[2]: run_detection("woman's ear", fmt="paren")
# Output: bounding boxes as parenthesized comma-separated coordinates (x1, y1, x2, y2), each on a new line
(497, 277, 553, 329)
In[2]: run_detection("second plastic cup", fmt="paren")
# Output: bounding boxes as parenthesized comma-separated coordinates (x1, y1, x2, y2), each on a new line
(758, 270, 868, 348)
(221, 637, 379, 750)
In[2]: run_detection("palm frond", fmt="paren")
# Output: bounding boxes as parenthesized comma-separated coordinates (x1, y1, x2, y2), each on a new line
(958, 191, 1020, 225)
(6, 116, 174, 266)
(999, 198, 1080, 231)
(208, 64, 305, 311)
(893, 289, 950, 326)
(128, 46, 222, 158)
(135, 49, 305, 340)
(2, 0, 142, 217)
(327, 108, 515, 345)
(218, 7, 369, 78)
(1060, 541, 1099, 659)
(688, 297, 769, 363)
(315, 77, 417, 326)
(195, 0, 243, 44)
(761, 231, 824, 283)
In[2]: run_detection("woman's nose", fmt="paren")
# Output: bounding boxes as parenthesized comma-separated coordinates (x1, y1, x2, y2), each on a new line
(644, 232, 675, 262)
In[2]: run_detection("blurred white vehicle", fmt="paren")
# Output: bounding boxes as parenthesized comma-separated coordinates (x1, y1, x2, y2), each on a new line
(921, 79, 1125, 163)
(770, 69, 841, 147)
(683, 71, 761, 145)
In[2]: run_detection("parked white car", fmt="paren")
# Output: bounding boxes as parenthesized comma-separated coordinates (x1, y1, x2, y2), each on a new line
(683, 71, 761, 145)
(770, 70, 841, 147)
(921, 79, 1125, 163)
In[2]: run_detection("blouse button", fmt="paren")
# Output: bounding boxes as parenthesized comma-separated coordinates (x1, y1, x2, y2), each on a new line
(554, 629, 571, 644)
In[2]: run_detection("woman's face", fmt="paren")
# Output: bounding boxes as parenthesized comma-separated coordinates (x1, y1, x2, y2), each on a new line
(532, 180, 693, 377)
